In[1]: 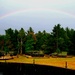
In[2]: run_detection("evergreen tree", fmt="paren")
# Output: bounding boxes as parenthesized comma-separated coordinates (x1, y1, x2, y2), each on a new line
(25, 27, 36, 52)
(18, 28, 26, 54)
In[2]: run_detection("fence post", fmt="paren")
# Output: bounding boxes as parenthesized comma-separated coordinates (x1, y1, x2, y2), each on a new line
(33, 59, 35, 64)
(5, 59, 6, 63)
(65, 61, 67, 69)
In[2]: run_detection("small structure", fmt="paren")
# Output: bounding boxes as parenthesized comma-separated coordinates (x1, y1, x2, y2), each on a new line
(51, 52, 67, 58)
(9, 51, 17, 56)
(25, 50, 44, 57)
(58, 52, 67, 57)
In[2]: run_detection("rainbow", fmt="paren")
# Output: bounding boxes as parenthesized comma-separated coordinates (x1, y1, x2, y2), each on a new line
(0, 8, 75, 20)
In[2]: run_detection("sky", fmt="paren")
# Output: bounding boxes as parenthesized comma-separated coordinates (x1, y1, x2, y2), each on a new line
(0, 0, 75, 34)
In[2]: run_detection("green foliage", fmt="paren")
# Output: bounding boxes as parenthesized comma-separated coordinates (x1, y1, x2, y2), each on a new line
(0, 24, 75, 55)
(25, 39, 34, 51)
(4, 46, 9, 53)
(56, 48, 60, 54)
(25, 27, 36, 52)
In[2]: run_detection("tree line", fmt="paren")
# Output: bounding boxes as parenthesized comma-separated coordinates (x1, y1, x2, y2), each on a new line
(0, 24, 75, 55)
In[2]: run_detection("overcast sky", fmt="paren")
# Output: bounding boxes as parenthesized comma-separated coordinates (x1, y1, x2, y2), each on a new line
(0, 0, 75, 34)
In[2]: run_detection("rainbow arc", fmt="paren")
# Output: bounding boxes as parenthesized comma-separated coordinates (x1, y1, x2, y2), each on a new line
(0, 8, 75, 20)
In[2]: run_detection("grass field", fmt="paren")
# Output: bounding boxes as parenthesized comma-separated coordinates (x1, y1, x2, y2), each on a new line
(0, 55, 75, 70)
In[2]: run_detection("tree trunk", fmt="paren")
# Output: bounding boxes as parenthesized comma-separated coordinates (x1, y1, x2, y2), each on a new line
(20, 38, 22, 55)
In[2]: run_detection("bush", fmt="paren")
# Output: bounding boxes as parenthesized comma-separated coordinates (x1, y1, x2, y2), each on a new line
(0, 51, 4, 57)
(9, 51, 17, 56)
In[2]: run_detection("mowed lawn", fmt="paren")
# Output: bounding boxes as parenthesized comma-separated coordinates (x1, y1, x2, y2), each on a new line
(0, 55, 75, 70)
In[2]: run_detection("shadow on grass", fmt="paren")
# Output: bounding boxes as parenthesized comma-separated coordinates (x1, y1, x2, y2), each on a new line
(0, 62, 75, 75)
